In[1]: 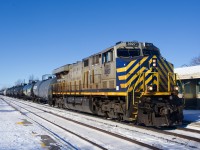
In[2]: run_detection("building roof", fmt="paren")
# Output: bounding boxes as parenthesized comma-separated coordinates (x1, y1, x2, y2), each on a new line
(174, 65, 200, 80)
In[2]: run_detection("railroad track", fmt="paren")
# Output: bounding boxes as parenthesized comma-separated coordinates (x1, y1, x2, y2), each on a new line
(0, 97, 107, 150)
(134, 126, 200, 143)
(16, 99, 199, 135)
(2, 96, 200, 149)
(176, 127, 200, 134)
(183, 121, 200, 128)
(1, 97, 160, 150)
(28, 98, 200, 142)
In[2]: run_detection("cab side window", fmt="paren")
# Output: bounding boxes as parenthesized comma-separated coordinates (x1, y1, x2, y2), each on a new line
(84, 59, 89, 67)
(92, 54, 101, 65)
(102, 50, 113, 63)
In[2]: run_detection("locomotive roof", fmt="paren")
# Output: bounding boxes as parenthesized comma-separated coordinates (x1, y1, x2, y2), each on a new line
(53, 41, 158, 74)
(82, 41, 135, 60)
(82, 41, 159, 60)
(53, 61, 82, 75)
(53, 64, 70, 75)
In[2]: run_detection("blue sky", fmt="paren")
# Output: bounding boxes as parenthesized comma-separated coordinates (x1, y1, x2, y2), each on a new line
(0, 0, 200, 89)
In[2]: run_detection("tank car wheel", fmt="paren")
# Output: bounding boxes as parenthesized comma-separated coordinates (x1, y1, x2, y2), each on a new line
(57, 103, 60, 108)
(61, 104, 63, 108)
(118, 114, 123, 121)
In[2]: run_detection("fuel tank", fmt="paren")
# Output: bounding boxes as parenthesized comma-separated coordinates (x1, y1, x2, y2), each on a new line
(64, 97, 94, 114)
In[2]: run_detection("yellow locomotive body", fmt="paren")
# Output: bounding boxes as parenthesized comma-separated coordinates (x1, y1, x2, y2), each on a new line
(51, 41, 183, 126)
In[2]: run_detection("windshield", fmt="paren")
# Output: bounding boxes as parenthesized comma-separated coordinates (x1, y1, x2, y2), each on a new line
(143, 49, 160, 56)
(117, 49, 140, 58)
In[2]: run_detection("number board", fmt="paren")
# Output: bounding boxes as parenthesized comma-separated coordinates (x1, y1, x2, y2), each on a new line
(126, 42, 139, 47)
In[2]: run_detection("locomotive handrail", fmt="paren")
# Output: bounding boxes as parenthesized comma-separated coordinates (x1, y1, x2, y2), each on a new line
(168, 72, 175, 92)
(126, 73, 143, 111)
(133, 73, 143, 92)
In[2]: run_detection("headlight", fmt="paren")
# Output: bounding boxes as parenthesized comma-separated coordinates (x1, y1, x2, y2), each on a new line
(152, 58, 157, 67)
(147, 85, 153, 92)
(174, 86, 179, 91)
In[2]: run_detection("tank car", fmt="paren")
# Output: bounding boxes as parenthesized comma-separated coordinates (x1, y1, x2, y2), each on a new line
(6, 87, 14, 97)
(23, 81, 37, 100)
(0, 90, 4, 95)
(13, 84, 26, 98)
(5, 88, 10, 96)
(3, 89, 7, 96)
(51, 41, 183, 126)
(13, 86, 18, 97)
(33, 75, 56, 103)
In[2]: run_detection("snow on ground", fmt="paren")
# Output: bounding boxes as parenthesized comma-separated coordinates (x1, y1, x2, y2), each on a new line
(0, 97, 105, 150)
(3, 97, 149, 150)
(2, 95, 200, 150)
(0, 98, 65, 150)
(3, 96, 200, 150)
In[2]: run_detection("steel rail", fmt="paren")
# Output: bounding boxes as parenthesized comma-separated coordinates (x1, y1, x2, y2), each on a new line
(3, 97, 160, 150)
(1, 98, 107, 150)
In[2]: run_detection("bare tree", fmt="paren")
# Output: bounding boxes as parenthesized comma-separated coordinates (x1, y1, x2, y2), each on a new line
(29, 74, 35, 82)
(29, 74, 39, 83)
(15, 79, 24, 86)
(0, 86, 7, 90)
(190, 54, 200, 66)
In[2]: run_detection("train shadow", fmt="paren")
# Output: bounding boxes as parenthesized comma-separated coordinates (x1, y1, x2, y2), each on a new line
(0, 109, 16, 112)
(0, 103, 17, 112)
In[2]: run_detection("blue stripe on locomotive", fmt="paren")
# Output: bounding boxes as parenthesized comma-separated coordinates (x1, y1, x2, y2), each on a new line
(116, 58, 131, 92)
(115, 56, 153, 92)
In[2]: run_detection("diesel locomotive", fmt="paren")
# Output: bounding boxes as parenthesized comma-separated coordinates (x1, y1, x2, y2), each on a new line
(51, 41, 183, 126)
(1, 41, 183, 126)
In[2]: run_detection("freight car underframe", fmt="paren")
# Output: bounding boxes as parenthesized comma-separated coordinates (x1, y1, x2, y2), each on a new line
(50, 93, 183, 126)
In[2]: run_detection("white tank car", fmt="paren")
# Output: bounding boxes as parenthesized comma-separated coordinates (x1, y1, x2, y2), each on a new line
(33, 75, 56, 103)
(3, 89, 7, 96)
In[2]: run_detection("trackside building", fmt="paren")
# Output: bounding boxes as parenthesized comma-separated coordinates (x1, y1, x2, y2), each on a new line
(175, 65, 200, 109)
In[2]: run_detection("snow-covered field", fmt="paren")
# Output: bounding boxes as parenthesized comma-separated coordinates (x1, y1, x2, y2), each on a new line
(1, 95, 200, 150)
(0, 98, 65, 150)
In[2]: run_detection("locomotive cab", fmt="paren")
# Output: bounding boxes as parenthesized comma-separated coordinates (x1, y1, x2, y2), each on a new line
(115, 42, 183, 126)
